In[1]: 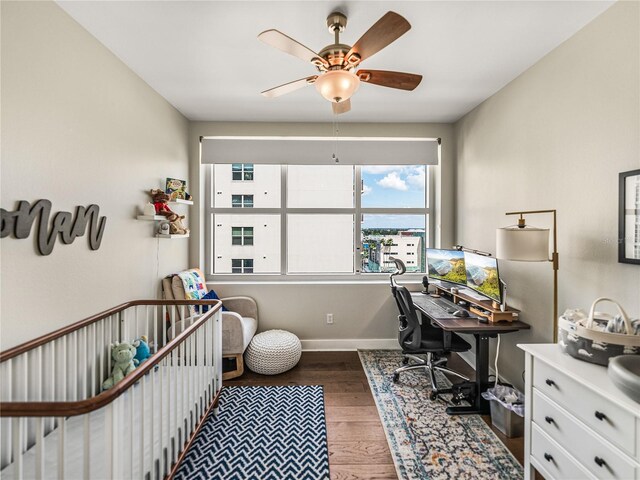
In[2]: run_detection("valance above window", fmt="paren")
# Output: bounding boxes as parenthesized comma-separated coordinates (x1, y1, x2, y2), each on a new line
(201, 136, 440, 165)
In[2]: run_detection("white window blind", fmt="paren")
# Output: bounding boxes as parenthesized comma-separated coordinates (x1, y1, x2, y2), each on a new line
(201, 136, 440, 165)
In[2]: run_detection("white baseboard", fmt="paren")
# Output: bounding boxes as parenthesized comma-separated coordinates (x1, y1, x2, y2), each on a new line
(300, 338, 398, 351)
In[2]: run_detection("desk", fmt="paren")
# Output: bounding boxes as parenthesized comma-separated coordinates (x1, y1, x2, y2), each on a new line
(411, 292, 530, 415)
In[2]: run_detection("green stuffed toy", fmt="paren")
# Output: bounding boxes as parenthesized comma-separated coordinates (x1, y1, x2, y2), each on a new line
(102, 341, 137, 390)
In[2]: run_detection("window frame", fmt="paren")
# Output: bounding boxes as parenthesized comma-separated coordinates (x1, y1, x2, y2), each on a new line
(205, 164, 435, 281)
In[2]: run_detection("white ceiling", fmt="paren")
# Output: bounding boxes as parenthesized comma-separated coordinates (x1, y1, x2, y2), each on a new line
(57, 1, 613, 123)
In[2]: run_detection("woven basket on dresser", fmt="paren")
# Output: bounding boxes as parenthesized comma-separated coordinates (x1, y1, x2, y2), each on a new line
(245, 329, 302, 375)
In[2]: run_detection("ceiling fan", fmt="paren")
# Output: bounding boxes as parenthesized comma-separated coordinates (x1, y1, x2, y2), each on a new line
(258, 11, 422, 115)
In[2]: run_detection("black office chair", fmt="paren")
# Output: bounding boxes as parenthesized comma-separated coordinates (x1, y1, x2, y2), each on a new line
(390, 258, 472, 401)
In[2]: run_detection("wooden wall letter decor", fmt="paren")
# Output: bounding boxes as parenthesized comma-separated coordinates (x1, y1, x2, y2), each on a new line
(0, 200, 107, 255)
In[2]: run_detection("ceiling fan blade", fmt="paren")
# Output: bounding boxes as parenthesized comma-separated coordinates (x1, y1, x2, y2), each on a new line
(357, 70, 422, 91)
(258, 29, 328, 68)
(345, 12, 411, 64)
(332, 99, 351, 115)
(261, 75, 318, 98)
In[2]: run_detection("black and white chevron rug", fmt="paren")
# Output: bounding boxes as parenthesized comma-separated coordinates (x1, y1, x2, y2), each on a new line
(175, 385, 330, 480)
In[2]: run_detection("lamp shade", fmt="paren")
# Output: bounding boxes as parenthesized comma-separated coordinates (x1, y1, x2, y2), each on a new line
(496, 226, 550, 261)
(315, 70, 360, 103)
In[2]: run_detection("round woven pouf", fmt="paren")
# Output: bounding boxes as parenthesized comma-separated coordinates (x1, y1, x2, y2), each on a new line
(245, 329, 302, 375)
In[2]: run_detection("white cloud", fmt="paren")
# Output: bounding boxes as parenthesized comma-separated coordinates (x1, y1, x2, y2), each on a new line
(362, 184, 372, 195)
(406, 166, 425, 188)
(377, 172, 408, 191)
(362, 166, 401, 175)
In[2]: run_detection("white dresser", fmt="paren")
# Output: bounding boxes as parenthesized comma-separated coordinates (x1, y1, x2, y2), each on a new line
(519, 344, 640, 480)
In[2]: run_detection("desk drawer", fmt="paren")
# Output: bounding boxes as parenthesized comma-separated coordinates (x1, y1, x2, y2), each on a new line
(533, 389, 638, 480)
(531, 423, 592, 480)
(533, 358, 636, 456)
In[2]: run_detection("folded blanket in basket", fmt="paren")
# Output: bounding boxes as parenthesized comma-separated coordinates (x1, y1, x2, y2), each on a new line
(606, 315, 640, 335)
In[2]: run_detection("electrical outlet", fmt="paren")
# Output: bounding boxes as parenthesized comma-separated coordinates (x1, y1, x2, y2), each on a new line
(326, 313, 334, 324)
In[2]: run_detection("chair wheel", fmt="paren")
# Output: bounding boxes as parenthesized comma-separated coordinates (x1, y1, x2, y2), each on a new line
(402, 357, 409, 365)
(393, 373, 400, 383)
(429, 392, 437, 401)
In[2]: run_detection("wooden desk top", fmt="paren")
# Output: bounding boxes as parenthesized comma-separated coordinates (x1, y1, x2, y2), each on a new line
(411, 292, 530, 334)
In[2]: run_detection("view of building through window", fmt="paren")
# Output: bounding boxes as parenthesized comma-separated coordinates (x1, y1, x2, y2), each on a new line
(209, 164, 430, 275)
(362, 215, 426, 273)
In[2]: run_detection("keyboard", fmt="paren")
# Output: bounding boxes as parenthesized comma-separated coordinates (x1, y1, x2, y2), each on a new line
(429, 298, 458, 314)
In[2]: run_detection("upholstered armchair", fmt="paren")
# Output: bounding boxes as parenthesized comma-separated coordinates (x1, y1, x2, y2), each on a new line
(161, 270, 258, 379)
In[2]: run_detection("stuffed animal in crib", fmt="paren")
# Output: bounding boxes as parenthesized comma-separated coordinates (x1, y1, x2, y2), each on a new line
(102, 341, 137, 390)
(149, 189, 178, 221)
(169, 215, 189, 235)
(133, 335, 152, 364)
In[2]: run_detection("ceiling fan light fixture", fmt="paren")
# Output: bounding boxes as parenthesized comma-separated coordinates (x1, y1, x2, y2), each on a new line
(315, 70, 360, 103)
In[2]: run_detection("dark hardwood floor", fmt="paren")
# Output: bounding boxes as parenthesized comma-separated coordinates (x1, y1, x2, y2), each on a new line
(227, 351, 525, 480)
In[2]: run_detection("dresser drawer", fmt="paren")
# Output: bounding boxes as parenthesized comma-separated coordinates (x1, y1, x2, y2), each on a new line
(531, 423, 592, 480)
(533, 357, 637, 456)
(533, 389, 638, 480)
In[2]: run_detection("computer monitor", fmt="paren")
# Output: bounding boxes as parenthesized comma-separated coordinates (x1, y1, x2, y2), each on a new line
(426, 249, 467, 286)
(463, 252, 502, 303)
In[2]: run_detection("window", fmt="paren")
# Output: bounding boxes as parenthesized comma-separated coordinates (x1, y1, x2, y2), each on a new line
(231, 194, 253, 208)
(232, 163, 254, 181)
(231, 259, 253, 273)
(206, 164, 433, 277)
(232, 227, 253, 246)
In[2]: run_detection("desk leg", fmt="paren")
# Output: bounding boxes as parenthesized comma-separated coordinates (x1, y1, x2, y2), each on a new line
(446, 334, 492, 415)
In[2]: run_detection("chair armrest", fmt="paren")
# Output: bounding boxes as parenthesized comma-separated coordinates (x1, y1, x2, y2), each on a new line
(220, 296, 258, 321)
(221, 311, 258, 355)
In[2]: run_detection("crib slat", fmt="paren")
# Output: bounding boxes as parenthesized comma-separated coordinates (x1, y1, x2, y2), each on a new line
(58, 417, 65, 480)
(128, 389, 134, 479)
(148, 370, 155, 479)
(140, 373, 146, 480)
(174, 347, 179, 457)
(159, 350, 165, 477)
(34, 417, 44, 480)
(12, 417, 23, 480)
(105, 402, 114, 480)
(83, 413, 90, 480)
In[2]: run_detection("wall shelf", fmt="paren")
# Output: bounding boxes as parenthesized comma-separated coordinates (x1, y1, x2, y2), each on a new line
(137, 215, 166, 221)
(169, 199, 193, 205)
(156, 233, 190, 239)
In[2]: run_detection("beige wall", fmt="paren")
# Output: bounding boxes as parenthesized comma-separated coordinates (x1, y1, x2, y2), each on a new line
(189, 122, 453, 343)
(455, 1, 640, 388)
(0, 1, 190, 350)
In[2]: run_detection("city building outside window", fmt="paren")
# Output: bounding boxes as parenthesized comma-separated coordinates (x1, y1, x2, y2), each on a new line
(232, 163, 254, 181)
(231, 259, 253, 273)
(232, 227, 254, 246)
(231, 194, 254, 208)
(207, 164, 434, 277)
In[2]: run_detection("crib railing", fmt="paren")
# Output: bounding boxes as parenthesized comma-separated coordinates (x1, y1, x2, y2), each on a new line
(0, 299, 223, 480)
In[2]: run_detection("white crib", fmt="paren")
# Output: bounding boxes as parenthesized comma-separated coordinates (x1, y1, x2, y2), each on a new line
(0, 299, 223, 480)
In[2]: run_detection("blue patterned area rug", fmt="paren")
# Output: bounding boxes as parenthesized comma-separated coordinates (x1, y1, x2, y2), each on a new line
(359, 350, 523, 480)
(175, 385, 330, 480)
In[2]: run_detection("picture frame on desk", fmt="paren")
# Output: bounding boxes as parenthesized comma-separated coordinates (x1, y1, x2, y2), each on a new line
(619, 169, 640, 264)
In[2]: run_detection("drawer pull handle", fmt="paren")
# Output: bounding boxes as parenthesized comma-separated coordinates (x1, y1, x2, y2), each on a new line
(545, 379, 556, 387)
(594, 411, 607, 421)
(544, 453, 554, 463)
(594, 457, 607, 468)
(544, 416, 555, 425)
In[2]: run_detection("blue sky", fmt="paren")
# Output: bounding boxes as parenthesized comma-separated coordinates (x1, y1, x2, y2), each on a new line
(361, 166, 426, 228)
(362, 166, 425, 208)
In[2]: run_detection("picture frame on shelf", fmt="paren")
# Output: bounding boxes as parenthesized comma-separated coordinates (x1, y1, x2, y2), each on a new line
(619, 169, 640, 264)
(165, 177, 187, 201)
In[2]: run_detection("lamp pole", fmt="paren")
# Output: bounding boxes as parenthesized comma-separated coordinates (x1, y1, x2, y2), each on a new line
(504, 209, 558, 341)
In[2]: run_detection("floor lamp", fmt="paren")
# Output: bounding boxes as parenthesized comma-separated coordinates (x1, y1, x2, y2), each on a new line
(496, 209, 559, 341)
